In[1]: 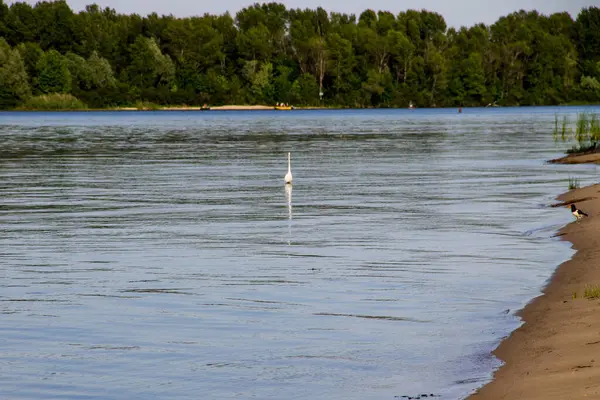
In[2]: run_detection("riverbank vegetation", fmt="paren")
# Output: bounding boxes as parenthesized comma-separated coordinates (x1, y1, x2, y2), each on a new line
(584, 285, 600, 299)
(17, 93, 87, 110)
(568, 177, 581, 190)
(0, 1, 599, 109)
(554, 112, 600, 153)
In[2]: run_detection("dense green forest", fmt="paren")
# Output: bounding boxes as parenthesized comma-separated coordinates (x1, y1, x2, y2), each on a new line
(0, 1, 599, 109)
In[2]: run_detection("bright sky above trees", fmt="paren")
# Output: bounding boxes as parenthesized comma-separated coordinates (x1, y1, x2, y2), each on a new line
(6, 0, 597, 28)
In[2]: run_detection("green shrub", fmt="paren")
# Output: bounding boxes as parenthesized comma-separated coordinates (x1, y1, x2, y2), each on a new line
(19, 93, 87, 110)
(568, 177, 580, 190)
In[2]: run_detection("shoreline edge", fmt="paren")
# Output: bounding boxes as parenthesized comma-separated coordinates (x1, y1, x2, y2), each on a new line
(468, 180, 600, 399)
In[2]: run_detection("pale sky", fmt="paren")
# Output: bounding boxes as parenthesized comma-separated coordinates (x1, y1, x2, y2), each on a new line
(8, 0, 600, 28)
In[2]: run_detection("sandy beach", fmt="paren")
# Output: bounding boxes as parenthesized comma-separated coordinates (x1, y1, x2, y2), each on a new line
(549, 152, 600, 165)
(208, 105, 274, 110)
(107, 105, 277, 111)
(469, 176, 600, 398)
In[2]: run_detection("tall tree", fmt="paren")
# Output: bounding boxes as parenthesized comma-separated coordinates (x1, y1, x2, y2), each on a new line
(126, 35, 174, 89)
(0, 38, 30, 106)
(15, 41, 43, 89)
(574, 7, 600, 79)
(87, 51, 116, 89)
(0, 0, 9, 38)
(36, 49, 71, 93)
(35, 0, 76, 53)
(0, 2, 599, 108)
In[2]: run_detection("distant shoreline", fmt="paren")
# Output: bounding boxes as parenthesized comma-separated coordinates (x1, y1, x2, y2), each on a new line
(4, 105, 306, 112)
(3, 103, 599, 112)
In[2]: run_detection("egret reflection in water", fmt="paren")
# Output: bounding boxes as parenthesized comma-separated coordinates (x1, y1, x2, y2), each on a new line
(285, 183, 292, 245)
(285, 183, 293, 220)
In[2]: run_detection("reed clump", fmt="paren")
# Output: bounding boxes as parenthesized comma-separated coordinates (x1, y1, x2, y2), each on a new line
(583, 285, 600, 300)
(572, 285, 600, 300)
(568, 176, 580, 190)
(18, 93, 87, 110)
(553, 112, 600, 154)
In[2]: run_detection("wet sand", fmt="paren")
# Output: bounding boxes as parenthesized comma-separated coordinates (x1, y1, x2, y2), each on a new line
(469, 182, 600, 399)
(549, 151, 600, 164)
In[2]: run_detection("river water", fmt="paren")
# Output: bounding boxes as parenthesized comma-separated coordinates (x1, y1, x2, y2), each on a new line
(1, 107, 599, 399)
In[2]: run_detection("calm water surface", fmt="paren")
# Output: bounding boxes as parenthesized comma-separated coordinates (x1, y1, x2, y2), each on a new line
(1, 107, 599, 399)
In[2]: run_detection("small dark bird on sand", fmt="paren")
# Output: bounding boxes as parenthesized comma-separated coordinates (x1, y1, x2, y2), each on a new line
(571, 204, 588, 220)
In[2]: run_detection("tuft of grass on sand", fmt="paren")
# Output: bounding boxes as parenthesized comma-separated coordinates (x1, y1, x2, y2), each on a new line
(584, 285, 600, 300)
(572, 285, 600, 300)
(568, 177, 580, 190)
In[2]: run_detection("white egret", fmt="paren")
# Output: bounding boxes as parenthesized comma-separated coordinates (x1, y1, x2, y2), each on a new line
(284, 152, 293, 184)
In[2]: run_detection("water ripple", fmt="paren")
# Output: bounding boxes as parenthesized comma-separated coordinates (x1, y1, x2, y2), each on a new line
(1, 107, 599, 400)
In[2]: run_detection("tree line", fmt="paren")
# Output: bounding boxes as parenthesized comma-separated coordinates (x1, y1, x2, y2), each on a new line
(0, 1, 599, 109)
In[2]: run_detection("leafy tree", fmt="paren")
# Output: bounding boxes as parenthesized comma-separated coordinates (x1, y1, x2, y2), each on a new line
(574, 7, 600, 74)
(462, 53, 486, 103)
(126, 35, 174, 89)
(425, 44, 447, 105)
(289, 8, 316, 74)
(362, 68, 392, 106)
(65, 50, 115, 92)
(0, 38, 30, 106)
(36, 49, 72, 93)
(0, 2, 599, 108)
(87, 51, 116, 89)
(242, 60, 274, 103)
(291, 73, 319, 105)
(4, 2, 37, 45)
(581, 75, 600, 91)
(273, 65, 293, 104)
(235, 23, 272, 61)
(389, 31, 414, 84)
(309, 36, 327, 96)
(327, 32, 355, 101)
(72, 4, 120, 60)
(0, 0, 9, 38)
(35, 0, 76, 53)
(15, 42, 43, 88)
(65, 52, 92, 90)
(164, 16, 225, 75)
(203, 69, 230, 104)
(236, 2, 288, 59)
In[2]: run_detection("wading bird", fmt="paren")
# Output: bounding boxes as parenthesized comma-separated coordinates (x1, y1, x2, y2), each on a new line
(284, 152, 293, 185)
(571, 204, 588, 220)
